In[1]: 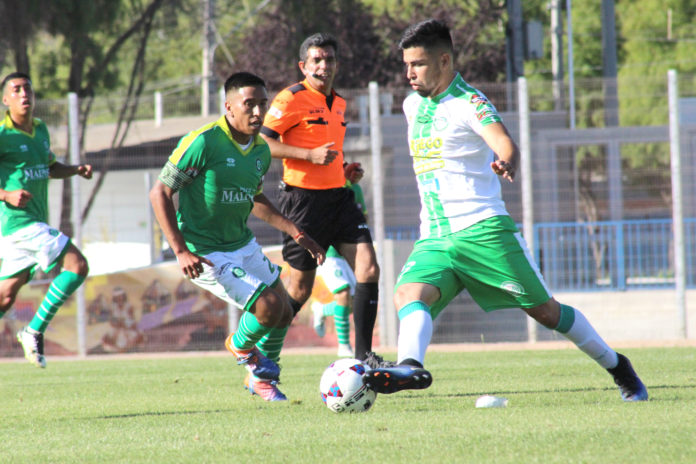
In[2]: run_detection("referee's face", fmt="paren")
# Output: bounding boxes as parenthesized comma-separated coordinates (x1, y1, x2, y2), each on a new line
(225, 85, 269, 143)
(299, 46, 337, 96)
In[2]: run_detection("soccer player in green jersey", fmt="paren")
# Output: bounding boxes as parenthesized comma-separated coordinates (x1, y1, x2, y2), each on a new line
(149, 72, 325, 402)
(363, 20, 648, 402)
(0, 72, 93, 368)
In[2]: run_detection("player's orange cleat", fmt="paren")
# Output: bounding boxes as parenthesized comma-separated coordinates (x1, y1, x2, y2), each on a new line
(225, 334, 280, 380)
(244, 373, 287, 402)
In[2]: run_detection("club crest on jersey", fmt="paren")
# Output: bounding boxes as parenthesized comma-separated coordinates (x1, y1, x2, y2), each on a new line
(501, 281, 525, 297)
(433, 116, 448, 131)
(232, 267, 246, 278)
(227, 158, 236, 167)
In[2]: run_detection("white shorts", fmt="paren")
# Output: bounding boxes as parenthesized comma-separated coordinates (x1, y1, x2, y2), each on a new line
(316, 256, 356, 296)
(0, 222, 70, 279)
(190, 239, 281, 311)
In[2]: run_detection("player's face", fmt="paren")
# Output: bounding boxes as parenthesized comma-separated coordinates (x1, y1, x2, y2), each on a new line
(299, 46, 337, 95)
(2, 77, 34, 118)
(225, 85, 268, 142)
(403, 46, 450, 98)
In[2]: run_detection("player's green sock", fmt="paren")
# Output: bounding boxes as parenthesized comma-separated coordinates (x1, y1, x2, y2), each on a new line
(322, 302, 336, 317)
(28, 270, 85, 333)
(257, 326, 288, 362)
(333, 304, 351, 346)
(232, 311, 271, 350)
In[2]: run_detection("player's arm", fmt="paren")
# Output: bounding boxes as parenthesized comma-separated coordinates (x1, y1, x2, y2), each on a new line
(149, 178, 212, 279)
(260, 132, 338, 166)
(481, 121, 519, 183)
(252, 192, 326, 265)
(49, 161, 93, 179)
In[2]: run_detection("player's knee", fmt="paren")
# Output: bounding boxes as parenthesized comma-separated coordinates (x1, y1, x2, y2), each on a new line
(355, 261, 380, 283)
(253, 289, 287, 327)
(525, 300, 560, 329)
(0, 291, 17, 312)
(73, 256, 90, 277)
(335, 290, 351, 307)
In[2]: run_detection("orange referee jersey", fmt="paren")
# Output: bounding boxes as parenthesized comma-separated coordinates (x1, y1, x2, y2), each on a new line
(261, 79, 346, 189)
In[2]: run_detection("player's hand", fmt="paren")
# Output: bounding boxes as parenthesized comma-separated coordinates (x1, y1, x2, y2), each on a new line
(308, 142, 339, 165)
(77, 164, 93, 179)
(294, 232, 326, 265)
(3, 189, 33, 208)
(344, 162, 364, 184)
(176, 250, 213, 279)
(490, 159, 516, 182)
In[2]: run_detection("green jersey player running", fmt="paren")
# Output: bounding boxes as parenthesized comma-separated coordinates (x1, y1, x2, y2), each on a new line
(363, 19, 648, 402)
(0, 72, 92, 368)
(150, 72, 325, 402)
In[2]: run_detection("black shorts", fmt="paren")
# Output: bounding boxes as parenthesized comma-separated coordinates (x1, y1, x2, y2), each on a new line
(279, 184, 373, 271)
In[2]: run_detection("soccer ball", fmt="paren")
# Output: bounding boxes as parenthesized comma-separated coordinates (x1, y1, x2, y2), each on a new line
(319, 358, 377, 413)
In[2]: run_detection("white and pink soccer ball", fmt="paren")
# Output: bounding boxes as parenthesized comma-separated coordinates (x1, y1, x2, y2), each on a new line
(319, 358, 377, 413)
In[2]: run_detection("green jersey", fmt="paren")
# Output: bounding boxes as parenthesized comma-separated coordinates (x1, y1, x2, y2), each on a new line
(0, 112, 56, 237)
(159, 115, 271, 255)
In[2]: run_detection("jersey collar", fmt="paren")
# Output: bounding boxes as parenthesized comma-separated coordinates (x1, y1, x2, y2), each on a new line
(2, 111, 38, 136)
(430, 72, 461, 103)
(216, 114, 263, 154)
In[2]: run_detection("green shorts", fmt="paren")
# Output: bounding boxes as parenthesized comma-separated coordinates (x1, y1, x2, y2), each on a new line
(395, 215, 552, 319)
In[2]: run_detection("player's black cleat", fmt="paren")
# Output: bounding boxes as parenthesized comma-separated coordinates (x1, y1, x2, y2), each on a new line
(362, 364, 432, 394)
(607, 353, 648, 402)
(362, 351, 396, 369)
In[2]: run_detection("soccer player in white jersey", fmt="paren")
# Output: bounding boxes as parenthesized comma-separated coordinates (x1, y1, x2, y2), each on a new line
(362, 19, 648, 402)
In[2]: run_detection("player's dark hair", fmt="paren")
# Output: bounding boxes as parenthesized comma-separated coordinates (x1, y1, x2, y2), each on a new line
(299, 33, 338, 61)
(224, 72, 266, 94)
(1, 72, 32, 91)
(399, 19, 453, 53)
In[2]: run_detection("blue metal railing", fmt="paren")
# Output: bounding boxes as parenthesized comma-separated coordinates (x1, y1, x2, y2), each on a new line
(385, 218, 696, 291)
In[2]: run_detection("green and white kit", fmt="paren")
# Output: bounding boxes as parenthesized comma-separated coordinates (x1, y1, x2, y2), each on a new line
(398, 73, 551, 316)
(159, 115, 278, 310)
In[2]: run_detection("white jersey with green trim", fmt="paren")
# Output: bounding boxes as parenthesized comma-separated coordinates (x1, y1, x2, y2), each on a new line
(403, 73, 509, 239)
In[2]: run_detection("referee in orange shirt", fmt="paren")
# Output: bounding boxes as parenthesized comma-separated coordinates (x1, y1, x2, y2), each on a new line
(261, 32, 384, 366)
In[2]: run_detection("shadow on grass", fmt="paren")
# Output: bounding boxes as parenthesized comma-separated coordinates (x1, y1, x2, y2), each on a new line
(421, 383, 693, 400)
(95, 408, 233, 420)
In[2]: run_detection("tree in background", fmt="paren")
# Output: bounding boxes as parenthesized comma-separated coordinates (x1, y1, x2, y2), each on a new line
(227, 0, 508, 90)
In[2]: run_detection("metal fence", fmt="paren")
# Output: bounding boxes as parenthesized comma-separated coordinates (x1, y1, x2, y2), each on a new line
(4, 70, 696, 355)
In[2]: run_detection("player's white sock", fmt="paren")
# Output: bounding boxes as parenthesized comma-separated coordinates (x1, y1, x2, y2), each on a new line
(555, 304, 618, 369)
(396, 301, 432, 365)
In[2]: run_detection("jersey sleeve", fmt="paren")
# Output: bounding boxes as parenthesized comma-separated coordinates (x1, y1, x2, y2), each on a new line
(261, 89, 303, 139)
(465, 92, 502, 135)
(158, 132, 207, 191)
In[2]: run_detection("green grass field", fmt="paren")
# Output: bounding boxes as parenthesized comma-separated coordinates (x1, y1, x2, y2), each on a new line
(2, 346, 695, 464)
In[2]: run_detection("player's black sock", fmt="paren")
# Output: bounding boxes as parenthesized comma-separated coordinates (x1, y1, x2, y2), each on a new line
(352, 282, 378, 360)
(399, 358, 424, 368)
(288, 296, 304, 317)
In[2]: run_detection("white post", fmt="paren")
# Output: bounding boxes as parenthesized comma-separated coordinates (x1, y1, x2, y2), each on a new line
(154, 91, 162, 127)
(518, 78, 537, 343)
(144, 172, 156, 264)
(566, 0, 576, 129)
(219, 87, 226, 115)
(668, 69, 687, 338)
(368, 82, 394, 347)
(68, 93, 87, 357)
